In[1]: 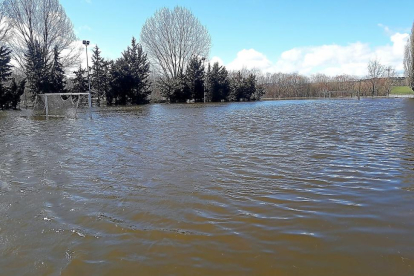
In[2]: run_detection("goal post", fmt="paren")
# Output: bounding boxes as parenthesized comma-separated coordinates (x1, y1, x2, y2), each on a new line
(33, 92, 92, 118)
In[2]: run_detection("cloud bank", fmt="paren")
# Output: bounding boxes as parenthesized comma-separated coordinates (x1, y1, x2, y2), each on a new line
(212, 31, 409, 77)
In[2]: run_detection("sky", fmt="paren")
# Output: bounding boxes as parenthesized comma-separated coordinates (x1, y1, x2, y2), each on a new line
(60, 0, 414, 77)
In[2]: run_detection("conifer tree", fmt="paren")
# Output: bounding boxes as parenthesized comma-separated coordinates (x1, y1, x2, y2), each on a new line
(0, 46, 12, 82)
(243, 74, 257, 100)
(50, 46, 66, 93)
(72, 65, 88, 93)
(205, 62, 230, 102)
(228, 72, 263, 101)
(109, 37, 151, 105)
(24, 40, 50, 95)
(186, 57, 205, 102)
(102, 60, 113, 104)
(228, 71, 245, 101)
(91, 45, 106, 104)
(0, 45, 12, 108)
(126, 37, 151, 104)
(8, 78, 26, 109)
(158, 74, 190, 103)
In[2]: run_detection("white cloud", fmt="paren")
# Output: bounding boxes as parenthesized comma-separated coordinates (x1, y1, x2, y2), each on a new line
(218, 31, 409, 77)
(210, 56, 224, 66)
(226, 49, 272, 72)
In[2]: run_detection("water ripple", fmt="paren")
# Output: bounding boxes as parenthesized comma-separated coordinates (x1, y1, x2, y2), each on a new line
(1, 99, 414, 275)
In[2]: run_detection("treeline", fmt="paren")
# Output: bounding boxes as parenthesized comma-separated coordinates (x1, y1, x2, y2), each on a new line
(0, 0, 77, 109)
(1, 2, 264, 108)
(0, 41, 68, 109)
(143, 58, 264, 103)
(70, 42, 264, 105)
(259, 71, 403, 99)
(69, 38, 151, 106)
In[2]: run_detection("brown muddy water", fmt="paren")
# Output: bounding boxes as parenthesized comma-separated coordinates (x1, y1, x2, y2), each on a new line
(0, 99, 413, 276)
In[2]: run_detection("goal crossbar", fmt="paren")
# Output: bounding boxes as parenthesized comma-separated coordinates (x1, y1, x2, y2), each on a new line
(43, 93, 90, 96)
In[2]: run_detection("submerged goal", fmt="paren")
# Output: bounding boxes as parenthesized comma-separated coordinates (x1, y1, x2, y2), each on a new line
(33, 93, 91, 118)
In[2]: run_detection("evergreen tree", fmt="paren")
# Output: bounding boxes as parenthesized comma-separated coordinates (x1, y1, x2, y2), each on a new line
(102, 60, 113, 104)
(108, 60, 128, 105)
(0, 46, 12, 83)
(108, 37, 151, 105)
(228, 71, 245, 101)
(72, 65, 88, 93)
(91, 45, 106, 105)
(205, 62, 230, 102)
(50, 46, 66, 93)
(185, 57, 205, 102)
(24, 40, 51, 95)
(126, 37, 151, 104)
(228, 72, 263, 101)
(242, 74, 257, 100)
(159, 75, 190, 103)
(8, 78, 26, 109)
(251, 83, 265, 101)
(0, 45, 13, 108)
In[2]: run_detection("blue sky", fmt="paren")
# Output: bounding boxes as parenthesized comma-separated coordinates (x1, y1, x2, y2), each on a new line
(61, 0, 414, 76)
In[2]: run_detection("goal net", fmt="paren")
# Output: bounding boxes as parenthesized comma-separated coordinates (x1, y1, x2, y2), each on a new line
(32, 93, 91, 118)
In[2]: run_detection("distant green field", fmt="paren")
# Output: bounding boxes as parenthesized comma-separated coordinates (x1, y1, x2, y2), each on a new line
(390, 86, 414, 95)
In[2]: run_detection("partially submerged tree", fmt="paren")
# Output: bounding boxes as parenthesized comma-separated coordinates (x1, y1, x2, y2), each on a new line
(205, 62, 230, 102)
(140, 6, 211, 82)
(228, 71, 246, 101)
(49, 46, 66, 93)
(404, 22, 414, 91)
(229, 71, 263, 101)
(0, 45, 25, 109)
(185, 56, 205, 102)
(7, 77, 25, 109)
(91, 45, 106, 104)
(107, 37, 151, 105)
(0, 44, 12, 108)
(384, 66, 395, 96)
(367, 59, 385, 97)
(72, 65, 88, 93)
(24, 40, 50, 94)
(157, 74, 189, 103)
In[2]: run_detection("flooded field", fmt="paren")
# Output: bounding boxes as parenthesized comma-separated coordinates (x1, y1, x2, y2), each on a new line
(0, 99, 413, 275)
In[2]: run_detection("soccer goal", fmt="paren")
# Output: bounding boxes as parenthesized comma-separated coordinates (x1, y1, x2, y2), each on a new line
(32, 93, 91, 118)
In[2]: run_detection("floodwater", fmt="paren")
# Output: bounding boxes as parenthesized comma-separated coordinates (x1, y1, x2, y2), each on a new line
(0, 99, 413, 276)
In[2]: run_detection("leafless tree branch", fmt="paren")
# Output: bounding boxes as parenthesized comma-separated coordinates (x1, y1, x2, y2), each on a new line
(0, 0, 11, 44)
(367, 58, 385, 97)
(140, 6, 211, 81)
(404, 22, 414, 90)
(3, 0, 81, 70)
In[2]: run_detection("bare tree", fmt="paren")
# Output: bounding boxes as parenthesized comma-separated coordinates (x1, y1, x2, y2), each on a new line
(367, 59, 385, 97)
(404, 22, 414, 91)
(0, 0, 11, 44)
(140, 6, 211, 81)
(384, 66, 395, 96)
(3, 0, 81, 69)
(312, 73, 331, 97)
